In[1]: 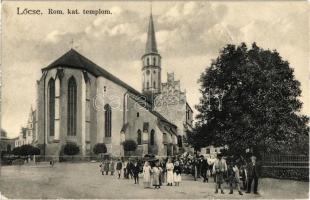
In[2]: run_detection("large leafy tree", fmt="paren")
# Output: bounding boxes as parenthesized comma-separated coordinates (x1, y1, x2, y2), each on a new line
(192, 43, 309, 155)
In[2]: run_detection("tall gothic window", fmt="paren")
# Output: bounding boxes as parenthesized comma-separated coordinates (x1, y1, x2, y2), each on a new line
(147, 58, 150, 65)
(104, 104, 112, 137)
(153, 81, 156, 89)
(48, 78, 55, 136)
(177, 135, 183, 147)
(67, 77, 77, 136)
(150, 129, 155, 145)
(147, 82, 149, 89)
(153, 57, 156, 65)
(137, 129, 142, 145)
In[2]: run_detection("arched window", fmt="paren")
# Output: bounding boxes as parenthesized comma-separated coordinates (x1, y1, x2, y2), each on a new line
(68, 77, 77, 136)
(153, 81, 156, 89)
(177, 135, 182, 147)
(147, 58, 150, 65)
(147, 82, 149, 89)
(48, 78, 55, 136)
(153, 57, 156, 65)
(104, 104, 112, 137)
(150, 129, 155, 145)
(137, 129, 142, 145)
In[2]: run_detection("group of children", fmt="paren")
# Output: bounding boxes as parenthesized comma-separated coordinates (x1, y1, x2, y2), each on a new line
(143, 158, 182, 189)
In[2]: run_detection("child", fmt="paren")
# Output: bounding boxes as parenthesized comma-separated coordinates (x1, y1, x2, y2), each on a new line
(228, 162, 243, 195)
(173, 161, 182, 186)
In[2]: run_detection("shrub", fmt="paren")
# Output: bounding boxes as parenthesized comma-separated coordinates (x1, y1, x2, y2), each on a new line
(63, 143, 80, 161)
(123, 140, 137, 155)
(93, 143, 107, 155)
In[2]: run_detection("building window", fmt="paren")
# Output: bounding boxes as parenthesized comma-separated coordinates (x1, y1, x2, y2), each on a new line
(153, 70, 156, 74)
(137, 112, 139, 117)
(147, 58, 150, 65)
(104, 104, 112, 137)
(104, 86, 106, 92)
(153, 57, 156, 65)
(177, 135, 182, 147)
(147, 82, 149, 89)
(137, 129, 142, 145)
(153, 81, 156, 89)
(48, 78, 55, 136)
(150, 129, 155, 145)
(68, 77, 77, 136)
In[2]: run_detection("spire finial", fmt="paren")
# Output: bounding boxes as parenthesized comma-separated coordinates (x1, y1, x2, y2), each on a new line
(150, 0, 152, 15)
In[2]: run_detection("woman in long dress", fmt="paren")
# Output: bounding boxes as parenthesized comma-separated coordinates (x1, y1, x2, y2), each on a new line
(166, 158, 174, 186)
(152, 161, 163, 189)
(143, 161, 152, 188)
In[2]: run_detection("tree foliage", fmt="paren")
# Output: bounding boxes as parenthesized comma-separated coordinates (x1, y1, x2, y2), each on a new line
(93, 143, 107, 155)
(122, 140, 137, 152)
(11, 145, 41, 156)
(63, 143, 80, 156)
(191, 43, 309, 155)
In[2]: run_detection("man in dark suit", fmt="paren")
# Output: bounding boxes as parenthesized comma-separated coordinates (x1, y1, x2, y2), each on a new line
(246, 155, 261, 194)
(201, 156, 209, 182)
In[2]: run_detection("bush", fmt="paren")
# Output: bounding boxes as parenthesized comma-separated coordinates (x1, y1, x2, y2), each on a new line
(12, 147, 21, 156)
(93, 143, 107, 155)
(64, 143, 80, 156)
(123, 140, 137, 152)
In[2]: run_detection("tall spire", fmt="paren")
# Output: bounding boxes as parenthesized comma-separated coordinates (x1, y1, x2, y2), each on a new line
(145, 4, 158, 54)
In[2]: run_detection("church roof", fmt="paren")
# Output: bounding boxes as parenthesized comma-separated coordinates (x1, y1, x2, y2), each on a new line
(145, 14, 158, 54)
(42, 49, 176, 128)
(42, 49, 142, 97)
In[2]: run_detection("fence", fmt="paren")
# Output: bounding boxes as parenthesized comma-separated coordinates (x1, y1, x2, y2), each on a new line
(261, 154, 309, 181)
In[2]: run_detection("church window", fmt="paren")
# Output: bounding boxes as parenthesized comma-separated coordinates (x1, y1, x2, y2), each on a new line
(137, 129, 142, 145)
(153, 81, 156, 89)
(150, 129, 155, 145)
(177, 135, 182, 147)
(153, 70, 156, 74)
(67, 77, 77, 136)
(104, 86, 106, 92)
(153, 57, 156, 65)
(147, 58, 150, 65)
(104, 104, 112, 137)
(147, 82, 149, 89)
(48, 78, 55, 136)
(146, 70, 150, 75)
(137, 112, 139, 117)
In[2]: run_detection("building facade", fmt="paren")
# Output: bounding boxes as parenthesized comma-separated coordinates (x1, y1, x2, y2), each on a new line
(14, 107, 36, 147)
(35, 12, 193, 160)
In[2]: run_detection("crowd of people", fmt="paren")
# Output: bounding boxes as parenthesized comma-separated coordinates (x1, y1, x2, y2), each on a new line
(98, 152, 261, 195)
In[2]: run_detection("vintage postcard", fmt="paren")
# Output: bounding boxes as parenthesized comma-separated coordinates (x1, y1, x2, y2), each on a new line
(0, 0, 309, 199)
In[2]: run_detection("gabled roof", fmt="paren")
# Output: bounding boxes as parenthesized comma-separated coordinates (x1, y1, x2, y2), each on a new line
(42, 49, 176, 128)
(42, 49, 142, 97)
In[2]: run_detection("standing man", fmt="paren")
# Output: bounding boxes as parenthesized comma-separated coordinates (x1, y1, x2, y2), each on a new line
(201, 156, 209, 183)
(116, 158, 123, 179)
(213, 153, 227, 194)
(246, 155, 261, 194)
(110, 159, 115, 176)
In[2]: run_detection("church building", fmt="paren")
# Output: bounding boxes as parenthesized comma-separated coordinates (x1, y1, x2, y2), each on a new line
(35, 12, 193, 160)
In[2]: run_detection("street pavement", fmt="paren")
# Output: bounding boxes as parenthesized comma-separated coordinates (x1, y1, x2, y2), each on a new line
(0, 162, 308, 199)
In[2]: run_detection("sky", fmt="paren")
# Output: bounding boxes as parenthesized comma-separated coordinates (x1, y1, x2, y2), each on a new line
(1, 1, 309, 138)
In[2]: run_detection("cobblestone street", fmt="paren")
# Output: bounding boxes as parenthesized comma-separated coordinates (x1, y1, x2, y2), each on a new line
(0, 162, 308, 199)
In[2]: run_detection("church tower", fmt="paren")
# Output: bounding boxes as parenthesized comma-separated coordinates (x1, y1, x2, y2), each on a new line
(142, 10, 161, 103)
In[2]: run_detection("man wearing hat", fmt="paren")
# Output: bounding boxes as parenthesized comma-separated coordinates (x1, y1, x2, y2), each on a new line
(212, 153, 227, 194)
(246, 155, 261, 194)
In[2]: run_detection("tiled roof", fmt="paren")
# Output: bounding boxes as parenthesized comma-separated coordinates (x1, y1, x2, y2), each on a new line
(42, 49, 142, 97)
(42, 49, 176, 128)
